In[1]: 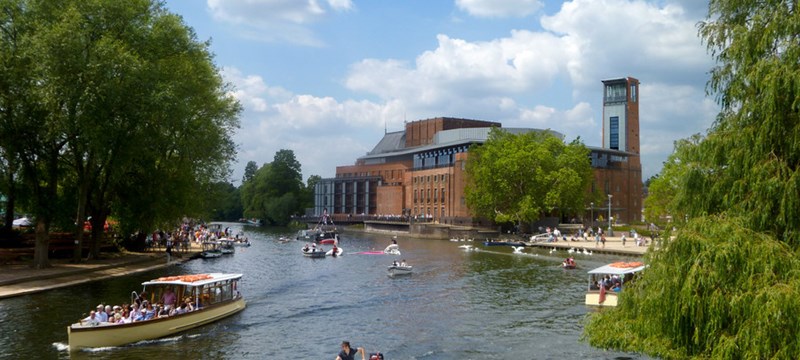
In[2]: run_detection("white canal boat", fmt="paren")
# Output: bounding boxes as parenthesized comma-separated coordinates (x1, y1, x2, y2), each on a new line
(585, 262, 645, 307)
(67, 273, 245, 350)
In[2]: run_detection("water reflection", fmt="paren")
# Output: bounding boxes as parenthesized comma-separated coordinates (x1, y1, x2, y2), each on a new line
(0, 223, 648, 359)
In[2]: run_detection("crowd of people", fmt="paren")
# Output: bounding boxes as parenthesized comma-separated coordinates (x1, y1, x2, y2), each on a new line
(80, 288, 196, 326)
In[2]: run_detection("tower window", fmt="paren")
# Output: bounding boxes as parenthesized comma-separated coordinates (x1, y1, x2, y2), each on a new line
(609, 116, 619, 150)
(631, 84, 637, 102)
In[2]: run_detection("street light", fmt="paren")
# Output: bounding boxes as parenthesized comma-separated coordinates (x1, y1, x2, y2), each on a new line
(607, 194, 613, 236)
(590, 202, 594, 229)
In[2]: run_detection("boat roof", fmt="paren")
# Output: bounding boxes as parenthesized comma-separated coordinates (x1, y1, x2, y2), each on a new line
(141, 273, 242, 287)
(588, 263, 646, 275)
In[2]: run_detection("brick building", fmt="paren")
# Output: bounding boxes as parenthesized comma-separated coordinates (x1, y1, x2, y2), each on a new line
(314, 77, 643, 224)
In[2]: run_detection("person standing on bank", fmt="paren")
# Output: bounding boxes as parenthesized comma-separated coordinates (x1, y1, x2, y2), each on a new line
(336, 341, 365, 360)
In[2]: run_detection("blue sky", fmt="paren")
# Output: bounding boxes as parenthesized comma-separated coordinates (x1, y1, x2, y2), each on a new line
(163, 0, 718, 184)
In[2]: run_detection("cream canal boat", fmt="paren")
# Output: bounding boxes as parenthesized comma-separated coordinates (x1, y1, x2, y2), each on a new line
(585, 262, 645, 307)
(68, 273, 245, 350)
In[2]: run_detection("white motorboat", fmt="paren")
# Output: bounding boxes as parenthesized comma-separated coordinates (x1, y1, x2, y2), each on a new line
(585, 262, 646, 307)
(302, 245, 326, 258)
(388, 265, 412, 276)
(200, 241, 223, 259)
(67, 273, 245, 350)
(384, 243, 401, 255)
(217, 239, 236, 255)
(325, 247, 343, 257)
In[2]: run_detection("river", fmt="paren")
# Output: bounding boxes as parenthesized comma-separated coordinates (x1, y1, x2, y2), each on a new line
(0, 222, 649, 359)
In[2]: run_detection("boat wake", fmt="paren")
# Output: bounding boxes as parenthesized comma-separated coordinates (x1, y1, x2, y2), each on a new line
(54, 334, 203, 353)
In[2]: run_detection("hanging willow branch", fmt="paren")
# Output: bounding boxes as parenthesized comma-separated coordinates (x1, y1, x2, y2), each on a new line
(584, 215, 800, 359)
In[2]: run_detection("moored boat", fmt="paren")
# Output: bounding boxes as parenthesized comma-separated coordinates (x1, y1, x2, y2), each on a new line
(200, 241, 223, 259)
(67, 273, 245, 350)
(218, 239, 236, 254)
(585, 262, 645, 307)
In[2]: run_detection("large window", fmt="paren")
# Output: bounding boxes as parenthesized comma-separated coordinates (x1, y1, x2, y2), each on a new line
(609, 116, 619, 150)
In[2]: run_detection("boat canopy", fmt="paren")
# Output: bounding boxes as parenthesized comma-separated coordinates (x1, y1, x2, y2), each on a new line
(587, 263, 646, 276)
(142, 273, 242, 287)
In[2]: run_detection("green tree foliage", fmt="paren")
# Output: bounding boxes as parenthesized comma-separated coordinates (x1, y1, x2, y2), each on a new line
(586, 216, 800, 359)
(242, 160, 258, 184)
(207, 182, 243, 222)
(301, 174, 322, 210)
(465, 128, 592, 226)
(240, 150, 305, 226)
(0, 0, 240, 266)
(586, 1, 800, 358)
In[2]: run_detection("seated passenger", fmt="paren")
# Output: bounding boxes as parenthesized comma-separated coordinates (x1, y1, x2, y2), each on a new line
(82, 311, 100, 326)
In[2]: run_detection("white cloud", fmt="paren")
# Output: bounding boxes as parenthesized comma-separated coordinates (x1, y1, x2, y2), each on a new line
(219, 0, 717, 181)
(206, 0, 353, 45)
(456, 0, 543, 18)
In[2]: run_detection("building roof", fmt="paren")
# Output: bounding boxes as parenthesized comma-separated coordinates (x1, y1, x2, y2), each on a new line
(367, 130, 406, 155)
(359, 127, 562, 161)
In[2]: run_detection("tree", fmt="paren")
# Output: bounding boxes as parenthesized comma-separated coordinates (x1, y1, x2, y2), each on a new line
(464, 128, 592, 228)
(0, 0, 240, 265)
(242, 161, 258, 184)
(240, 150, 305, 225)
(586, 1, 800, 357)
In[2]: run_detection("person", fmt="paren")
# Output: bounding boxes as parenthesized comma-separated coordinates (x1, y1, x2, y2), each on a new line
(336, 341, 366, 360)
(303, 243, 310, 252)
(400, 259, 407, 267)
(311, 243, 317, 252)
(331, 244, 338, 257)
(391, 260, 398, 267)
(82, 311, 100, 326)
(96, 304, 108, 322)
(161, 287, 177, 310)
(621, 233, 626, 247)
(166, 236, 173, 262)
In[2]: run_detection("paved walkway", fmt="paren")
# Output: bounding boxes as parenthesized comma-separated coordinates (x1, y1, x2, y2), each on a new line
(0, 247, 199, 300)
(527, 235, 655, 256)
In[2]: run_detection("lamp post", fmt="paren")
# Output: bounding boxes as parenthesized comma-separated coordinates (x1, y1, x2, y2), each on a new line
(590, 202, 594, 229)
(607, 194, 613, 236)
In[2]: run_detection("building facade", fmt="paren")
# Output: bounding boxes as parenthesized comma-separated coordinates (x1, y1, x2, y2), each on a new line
(314, 77, 643, 224)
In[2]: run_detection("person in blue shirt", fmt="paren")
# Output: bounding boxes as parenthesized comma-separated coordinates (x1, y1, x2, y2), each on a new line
(336, 341, 365, 360)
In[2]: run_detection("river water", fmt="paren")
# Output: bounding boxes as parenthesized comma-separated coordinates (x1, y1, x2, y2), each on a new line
(0, 222, 649, 359)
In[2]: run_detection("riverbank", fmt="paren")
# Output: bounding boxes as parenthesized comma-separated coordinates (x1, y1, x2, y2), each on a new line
(0, 246, 200, 300)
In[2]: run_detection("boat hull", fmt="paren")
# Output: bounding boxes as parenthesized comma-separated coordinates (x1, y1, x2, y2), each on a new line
(303, 251, 326, 258)
(68, 297, 246, 350)
(585, 291, 619, 306)
(388, 266, 412, 276)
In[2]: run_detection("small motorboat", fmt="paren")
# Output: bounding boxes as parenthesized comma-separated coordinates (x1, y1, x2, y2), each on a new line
(384, 243, 401, 255)
(302, 245, 326, 258)
(326, 247, 343, 257)
(200, 241, 223, 259)
(218, 239, 236, 255)
(562, 257, 576, 269)
(388, 265, 412, 276)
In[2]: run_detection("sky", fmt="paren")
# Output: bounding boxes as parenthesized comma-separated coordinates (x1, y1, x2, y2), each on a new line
(163, 0, 719, 185)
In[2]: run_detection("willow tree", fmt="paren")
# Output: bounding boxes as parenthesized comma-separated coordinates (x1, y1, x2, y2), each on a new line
(465, 128, 592, 228)
(586, 1, 800, 357)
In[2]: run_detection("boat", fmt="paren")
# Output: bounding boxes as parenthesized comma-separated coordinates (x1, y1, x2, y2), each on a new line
(325, 246, 343, 257)
(383, 243, 401, 255)
(318, 232, 339, 244)
(200, 241, 223, 259)
(562, 257, 576, 269)
(67, 273, 246, 350)
(585, 262, 646, 307)
(302, 245, 326, 258)
(246, 219, 263, 226)
(218, 239, 236, 255)
(388, 265, 412, 276)
(233, 232, 251, 246)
